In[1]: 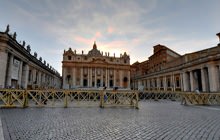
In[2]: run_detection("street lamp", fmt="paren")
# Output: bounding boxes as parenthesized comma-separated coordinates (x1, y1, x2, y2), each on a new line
(216, 32, 220, 46)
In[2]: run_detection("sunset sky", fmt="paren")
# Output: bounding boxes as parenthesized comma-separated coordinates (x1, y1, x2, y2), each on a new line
(0, 0, 220, 74)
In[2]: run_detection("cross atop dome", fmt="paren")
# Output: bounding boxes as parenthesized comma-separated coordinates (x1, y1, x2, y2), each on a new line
(93, 41, 97, 49)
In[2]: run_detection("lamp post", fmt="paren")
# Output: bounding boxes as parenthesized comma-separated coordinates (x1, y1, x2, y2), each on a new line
(216, 32, 220, 45)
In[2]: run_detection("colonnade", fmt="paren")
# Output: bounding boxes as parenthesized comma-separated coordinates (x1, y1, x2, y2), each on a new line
(0, 52, 61, 89)
(133, 63, 220, 92)
(181, 64, 220, 92)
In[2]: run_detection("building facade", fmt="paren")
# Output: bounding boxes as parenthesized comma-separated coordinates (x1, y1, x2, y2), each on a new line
(131, 33, 220, 92)
(0, 25, 61, 89)
(62, 42, 130, 89)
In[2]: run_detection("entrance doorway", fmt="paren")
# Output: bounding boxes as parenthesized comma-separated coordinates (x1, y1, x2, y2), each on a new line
(83, 79, 88, 87)
(123, 77, 128, 88)
(109, 80, 113, 87)
(97, 79, 100, 87)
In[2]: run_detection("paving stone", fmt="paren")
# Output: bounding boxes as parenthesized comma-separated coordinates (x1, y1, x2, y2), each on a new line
(0, 101, 220, 140)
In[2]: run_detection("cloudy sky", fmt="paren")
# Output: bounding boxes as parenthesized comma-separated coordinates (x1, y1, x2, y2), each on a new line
(0, 0, 220, 74)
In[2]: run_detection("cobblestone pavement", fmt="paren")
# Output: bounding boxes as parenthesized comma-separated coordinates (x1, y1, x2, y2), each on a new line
(0, 101, 220, 140)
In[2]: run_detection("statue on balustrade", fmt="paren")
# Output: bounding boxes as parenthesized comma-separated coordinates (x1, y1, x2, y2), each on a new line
(5, 24, 10, 34)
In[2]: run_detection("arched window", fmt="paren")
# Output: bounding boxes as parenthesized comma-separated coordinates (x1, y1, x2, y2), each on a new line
(68, 56, 71, 60)
(123, 77, 128, 82)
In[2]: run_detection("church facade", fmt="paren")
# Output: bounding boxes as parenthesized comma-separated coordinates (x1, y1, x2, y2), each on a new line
(62, 42, 131, 89)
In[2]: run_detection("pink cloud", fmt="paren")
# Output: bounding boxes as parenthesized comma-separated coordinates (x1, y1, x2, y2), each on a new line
(107, 27, 114, 34)
(95, 31, 102, 38)
(74, 36, 93, 46)
(74, 31, 102, 45)
(101, 40, 127, 49)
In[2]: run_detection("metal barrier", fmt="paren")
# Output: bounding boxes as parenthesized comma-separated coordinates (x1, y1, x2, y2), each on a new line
(1, 89, 219, 108)
(180, 92, 220, 105)
(139, 90, 181, 101)
(100, 90, 139, 109)
(0, 89, 26, 108)
(138, 90, 220, 105)
(0, 89, 139, 109)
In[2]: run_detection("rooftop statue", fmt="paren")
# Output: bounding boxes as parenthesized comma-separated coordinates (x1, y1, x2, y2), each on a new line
(34, 52, 37, 58)
(22, 41, 26, 47)
(13, 32, 17, 40)
(27, 45, 31, 53)
(5, 24, 9, 34)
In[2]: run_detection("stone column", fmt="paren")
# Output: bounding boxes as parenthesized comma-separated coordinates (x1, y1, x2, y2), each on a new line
(49, 75, 51, 87)
(18, 61, 23, 88)
(190, 71, 195, 91)
(73, 68, 76, 87)
(40, 73, 43, 86)
(143, 79, 146, 89)
(108, 68, 110, 88)
(52, 77, 55, 87)
(163, 76, 166, 91)
(173, 74, 176, 91)
(208, 64, 218, 92)
(81, 67, 83, 87)
(50, 76, 52, 87)
(6, 54, 14, 87)
(95, 68, 97, 87)
(146, 79, 149, 90)
(32, 69, 36, 85)
(180, 73, 183, 91)
(170, 74, 174, 91)
(51, 76, 53, 87)
(128, 70, 131, 88)
(0, 51, 8, 88)
(114, 69, 116, 87)
(101, 68, 104, 87)
(135, 80, 138, 90)
(90, 68, 93, 87)
(62, 68, 66, 89)
(138, 80, 141, 89)
(21, 64, 29, 89)
(47, 76, 50, 87)
(87, 68, 89, 87)
(120, 70, 123, 87)
(43, 73, 46, 87)
(153, 78, 156, 89)
(216, 65, 220, 91)
(182, 72, 188, 91)
(218, 65, 220, 91)
(201, 68, 207, 92)
(105, 68, 109, 87)
(157, 77, 160, 90)
(38, 71, 41, 87)
(44, 74, 47, 87)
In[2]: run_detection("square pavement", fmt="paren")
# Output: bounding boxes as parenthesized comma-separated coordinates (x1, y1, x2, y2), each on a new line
(0, 101, 220, 140)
